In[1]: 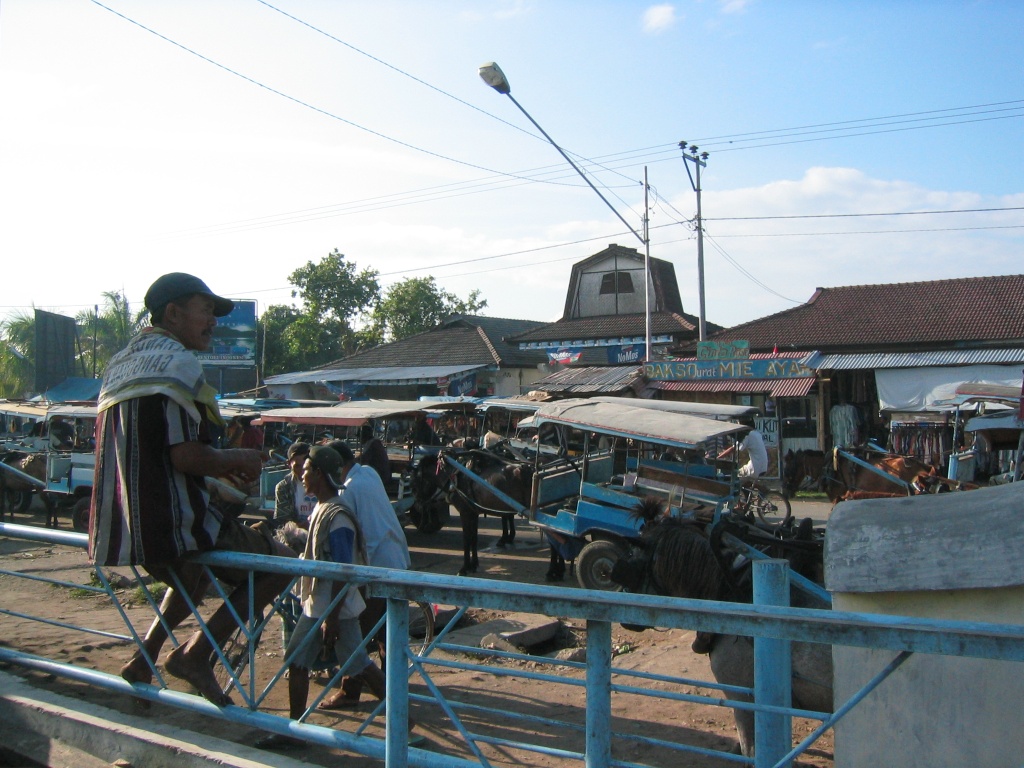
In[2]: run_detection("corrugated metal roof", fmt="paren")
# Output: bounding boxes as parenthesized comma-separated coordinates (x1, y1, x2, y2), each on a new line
(650, 377, 815, 398)
(264, 364, 487, 386)
(802, 349, 1024, 371)
(531, 365, 643, 394)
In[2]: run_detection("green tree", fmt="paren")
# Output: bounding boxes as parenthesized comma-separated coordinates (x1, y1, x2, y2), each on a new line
(0, 311, 35, 398)
(258, 304, 352, 376)
(372, 277, 487, 342)
(75, 291, 147, 376)
(289, 249, 380, 327)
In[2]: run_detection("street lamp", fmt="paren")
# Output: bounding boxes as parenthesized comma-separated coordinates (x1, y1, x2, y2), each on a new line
(479, 62, 655, 360)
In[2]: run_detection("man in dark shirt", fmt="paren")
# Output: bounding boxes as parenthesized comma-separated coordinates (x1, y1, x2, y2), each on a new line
(90, 272, 294, 705)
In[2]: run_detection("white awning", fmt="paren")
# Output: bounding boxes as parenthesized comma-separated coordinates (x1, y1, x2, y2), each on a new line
(876, 365, 1024, 412)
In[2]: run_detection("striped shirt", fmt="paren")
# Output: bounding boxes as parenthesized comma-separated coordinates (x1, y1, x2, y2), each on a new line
(89, 394, 222, 566)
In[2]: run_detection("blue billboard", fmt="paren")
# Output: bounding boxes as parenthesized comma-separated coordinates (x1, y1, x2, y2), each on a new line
(198, 300, 257, 366)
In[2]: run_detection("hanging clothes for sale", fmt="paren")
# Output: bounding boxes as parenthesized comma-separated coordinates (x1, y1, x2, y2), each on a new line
(888, 417, 951, 468)
(830, 403, 861, 448)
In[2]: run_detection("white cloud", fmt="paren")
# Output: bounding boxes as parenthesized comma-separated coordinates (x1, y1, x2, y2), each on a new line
(719, 0, 752, 15)
(642, 4, 678, 34)
(661, 167, 1023, 326)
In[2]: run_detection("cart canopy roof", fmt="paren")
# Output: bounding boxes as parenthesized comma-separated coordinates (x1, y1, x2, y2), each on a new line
(476, 398, 545, 414)
(46, 405, 97, 420)
(256, 399, 476, 427)
(590, 396, 758, 421)
(529, 398, 747, 449)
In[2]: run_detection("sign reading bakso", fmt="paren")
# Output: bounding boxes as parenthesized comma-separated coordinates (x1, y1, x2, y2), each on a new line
(644, 358, 813, 381)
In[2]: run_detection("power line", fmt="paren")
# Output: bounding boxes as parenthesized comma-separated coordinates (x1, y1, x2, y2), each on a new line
(691, 99, 1024, 145)
(702, 232, 800, 305)
(713, 224, 1024, 238)
(707, 206, 1024, 222)
(710, 112, 1023, 153)
(255, 1, 646, 196)
(88, 0, 595, 190)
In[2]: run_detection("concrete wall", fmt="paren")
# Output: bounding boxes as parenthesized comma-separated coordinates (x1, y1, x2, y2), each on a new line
(826, 482, 1024, 767)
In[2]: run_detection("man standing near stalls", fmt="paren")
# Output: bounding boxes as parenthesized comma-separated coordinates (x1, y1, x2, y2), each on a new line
(274, 441, 317, 529)
(89, 272, 295, 706)
(318, 440, 411, 710)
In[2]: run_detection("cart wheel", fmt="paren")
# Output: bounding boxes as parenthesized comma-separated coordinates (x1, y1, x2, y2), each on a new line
(576, 539, 628, 591)
(754, 489, 792, 529)
(6, 489, 33, 513)
(72, 496, 91, 532)
(413, 499, 450, 534)
(407, 600, 437, 657)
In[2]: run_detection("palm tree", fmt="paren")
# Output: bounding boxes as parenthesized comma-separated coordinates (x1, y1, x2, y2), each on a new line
(76, 291, 147, 376)
(0, 311, 36, 398)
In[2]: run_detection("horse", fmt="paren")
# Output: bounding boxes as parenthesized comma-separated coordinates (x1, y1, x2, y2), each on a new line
(824, 447, 937, 504)
(411, 446, 534, 576)
(611, 510, 833, 758)
(0, 450, 47, 522)
(782, 449, 828, 497)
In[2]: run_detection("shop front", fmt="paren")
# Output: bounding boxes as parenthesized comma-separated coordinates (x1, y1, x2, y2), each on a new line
(803, 352, 1024, 473)
(643, 348, 819, 480)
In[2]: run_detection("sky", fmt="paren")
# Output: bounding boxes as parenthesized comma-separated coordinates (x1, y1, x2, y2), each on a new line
(1, 0, 1022, 336)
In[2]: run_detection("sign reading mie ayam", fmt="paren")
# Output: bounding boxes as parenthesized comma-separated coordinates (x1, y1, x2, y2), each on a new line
(644, 340, 813, 381)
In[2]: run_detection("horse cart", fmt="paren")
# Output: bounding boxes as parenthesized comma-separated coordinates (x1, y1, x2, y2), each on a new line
(524, 399, 765, 589)
(255, 399, 480, 530)
(0, 404, 97, 530)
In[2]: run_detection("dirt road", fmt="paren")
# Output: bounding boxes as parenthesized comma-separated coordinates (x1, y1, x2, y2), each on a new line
(0, 498, 834, 767)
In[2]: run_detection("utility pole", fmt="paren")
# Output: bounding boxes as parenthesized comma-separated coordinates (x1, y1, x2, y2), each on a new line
(92, 304, 98, 378)
(644, 166, 652, 362)
(679, 142, 709, 341)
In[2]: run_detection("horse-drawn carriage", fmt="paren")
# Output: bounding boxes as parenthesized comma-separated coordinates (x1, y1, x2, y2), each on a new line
(412, 397, 804, 588)
(0, 404, 98, 529)
(255, 398, 481, 528)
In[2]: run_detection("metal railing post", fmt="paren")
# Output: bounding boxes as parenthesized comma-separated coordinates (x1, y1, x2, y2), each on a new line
(385, 596, 411, 767)
(585, 618, 612, 768)
(753, 559, 792, 767)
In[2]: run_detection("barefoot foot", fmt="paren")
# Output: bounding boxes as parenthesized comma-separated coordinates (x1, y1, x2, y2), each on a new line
(164, 647, 233, 706)
(121, 653, 155, 686)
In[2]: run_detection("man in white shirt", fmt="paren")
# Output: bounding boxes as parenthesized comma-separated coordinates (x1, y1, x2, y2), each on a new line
(319, 440, 411, 710)
(719, 417, 769, 480)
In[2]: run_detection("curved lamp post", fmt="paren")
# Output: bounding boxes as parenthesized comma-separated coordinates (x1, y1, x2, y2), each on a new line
(479, 62, 654, 358)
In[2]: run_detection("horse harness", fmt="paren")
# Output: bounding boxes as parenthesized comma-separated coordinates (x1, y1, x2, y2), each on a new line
(433, 448, 528, 517)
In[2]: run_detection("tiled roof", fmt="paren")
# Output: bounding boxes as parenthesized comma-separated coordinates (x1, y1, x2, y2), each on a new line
(704, 274, 1024, 353)
(317, 316, 549, 370)
(511, 312, 720, 344)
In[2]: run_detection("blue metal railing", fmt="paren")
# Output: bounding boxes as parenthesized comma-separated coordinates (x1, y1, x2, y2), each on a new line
(4, 521, 1024, 768)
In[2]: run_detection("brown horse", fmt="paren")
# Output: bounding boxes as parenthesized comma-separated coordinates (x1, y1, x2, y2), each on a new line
(0, 451, 46, 521)
(411, 447, 534, 576)
(782, 449, 828, 497)
(824, 447, 937, 504)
